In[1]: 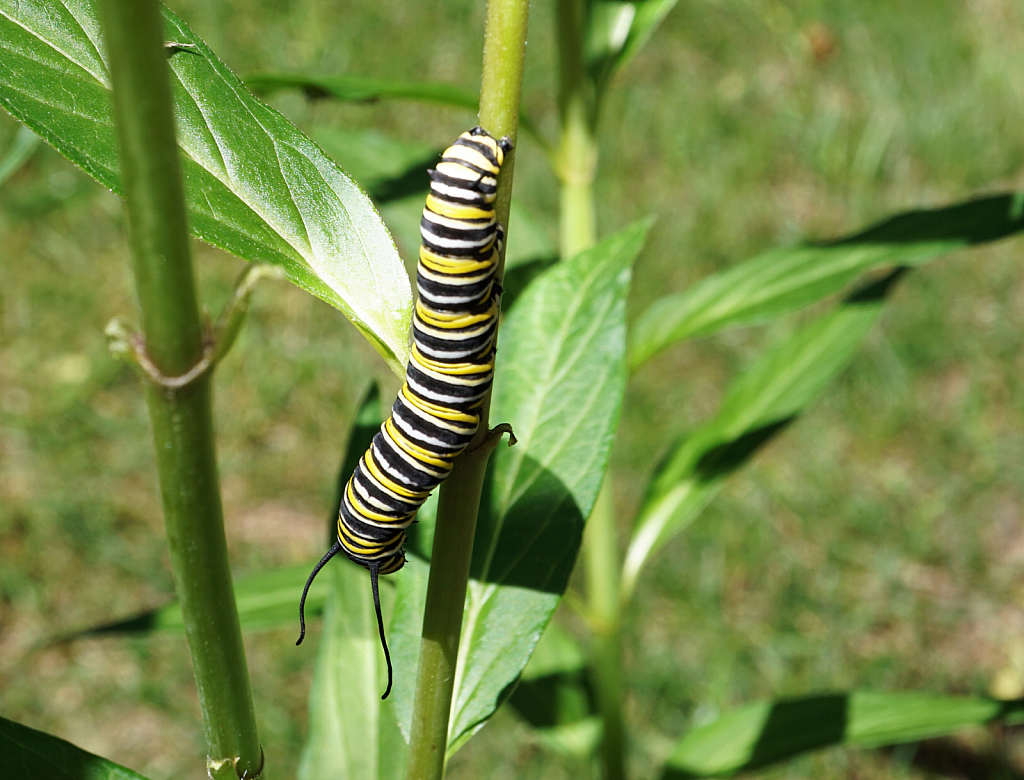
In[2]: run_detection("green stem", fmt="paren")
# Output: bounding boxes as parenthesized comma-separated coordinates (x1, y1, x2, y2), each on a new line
(586, 483, 625, 780)
(96, 1, 262, 777)
(403, 2, 530, 779)
(555, 2, 625, 779)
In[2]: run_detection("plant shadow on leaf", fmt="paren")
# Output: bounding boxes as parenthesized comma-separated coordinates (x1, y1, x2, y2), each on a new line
(472, 454, 585, 593)
(501, 256, 559, 312)
(826, 192, 1024, 246)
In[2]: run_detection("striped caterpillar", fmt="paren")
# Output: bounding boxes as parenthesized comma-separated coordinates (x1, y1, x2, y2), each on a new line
(297, 127, 513, 700)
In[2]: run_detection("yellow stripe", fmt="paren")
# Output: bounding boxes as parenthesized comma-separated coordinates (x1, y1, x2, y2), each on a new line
(419, 245, 497, 273)
(346, 482, 416, 524)
(411, 345, 494, 375)
(385, 418, 455, 468)
(416, 300, 497, 329)
(442, 144, 500, 174)
(425, 194, 491, 220)
(363, 452, 430, 500)
(401, 387, 478, 424)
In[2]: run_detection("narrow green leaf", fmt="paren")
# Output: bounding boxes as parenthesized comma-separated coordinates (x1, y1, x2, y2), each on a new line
(0, 0, 412, 374)
(246, 72, 480, 110)
(622, 270, 905, 598)
(630, 193, 1024, 369)
(0, 125, 39, 186)
(588, 0, 679, 89)
(662, 691, 1024, 778)
(1, 715, 150, 780)
(67, 562, 328, 636)
(386, 220, 652, 751)
(245, 72, 547, 150)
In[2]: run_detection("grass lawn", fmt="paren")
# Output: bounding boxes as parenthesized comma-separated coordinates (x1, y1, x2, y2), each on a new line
(2, 0, 1024, 777)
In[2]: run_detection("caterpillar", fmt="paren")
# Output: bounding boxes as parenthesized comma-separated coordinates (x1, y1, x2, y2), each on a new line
(296, 127, 513, 700)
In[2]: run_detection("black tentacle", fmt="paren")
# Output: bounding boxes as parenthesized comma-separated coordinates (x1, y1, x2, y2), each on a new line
(296, 540, 342, 646)
(371, 563, 394, 700)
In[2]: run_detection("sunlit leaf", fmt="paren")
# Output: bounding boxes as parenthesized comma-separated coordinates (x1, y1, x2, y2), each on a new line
(630, 193, 1024, 369)
(622, 270, 905, 598)
(662, 691, 1024, 778)
(0, 0, 412, 374)
(1, 715, 149, 780)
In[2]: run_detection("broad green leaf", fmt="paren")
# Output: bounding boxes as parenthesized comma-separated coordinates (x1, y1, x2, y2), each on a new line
(662, 691, 1024, 778)
(387, 220, 651, 752)
(0, 124, 38, 186)
(0, 0, 412, 374)
(69, 562, 329, 637)
(630, 192, 1024, 369)
(1, 715, 149, 780)
(246, 72, 479, 110)
(622, 270, 905, 599)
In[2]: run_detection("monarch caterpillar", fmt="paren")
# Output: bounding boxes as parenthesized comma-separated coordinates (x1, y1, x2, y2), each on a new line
(297, 127, 513, 700)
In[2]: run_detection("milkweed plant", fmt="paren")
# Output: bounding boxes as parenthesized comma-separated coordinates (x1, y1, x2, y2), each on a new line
(2, 0, 1024, 779)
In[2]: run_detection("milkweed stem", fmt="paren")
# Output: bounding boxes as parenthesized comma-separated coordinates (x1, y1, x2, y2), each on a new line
(403, 1, 530, 779)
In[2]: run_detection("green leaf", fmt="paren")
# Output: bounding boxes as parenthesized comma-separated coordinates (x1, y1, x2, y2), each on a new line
(68, 562, 328, 637)
(507, 623, 601, 758)
(311, 128, 437, 204)
(0, 0, 412, 375)
(0, 125, 39, 186)
(1, 715, 150, 780)
(662, 691, 1024, 778)
(387, 220, 652, 752)
(245, 72, 479, 110)
(629, 192, 1024, 369)
(622, 270, 905, 598)
(245, 72, 547, 150)
(587, 0, 679, 94)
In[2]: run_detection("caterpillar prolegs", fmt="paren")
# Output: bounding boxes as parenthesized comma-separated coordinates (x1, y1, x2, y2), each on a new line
(297, 127, 513, 700)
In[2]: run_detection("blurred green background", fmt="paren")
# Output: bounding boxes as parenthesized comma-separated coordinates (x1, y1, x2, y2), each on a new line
(3, 0, 1024, 778)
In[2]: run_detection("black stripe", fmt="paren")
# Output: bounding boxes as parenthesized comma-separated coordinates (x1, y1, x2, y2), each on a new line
(454, 136, 499, 166)
(428, 169, 497, 197)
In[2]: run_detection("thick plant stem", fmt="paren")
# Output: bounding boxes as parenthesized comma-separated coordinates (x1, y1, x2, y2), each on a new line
(96, 1, 262, 777)
(555, 2, 625, 779)
(404, 1, 530, 779)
